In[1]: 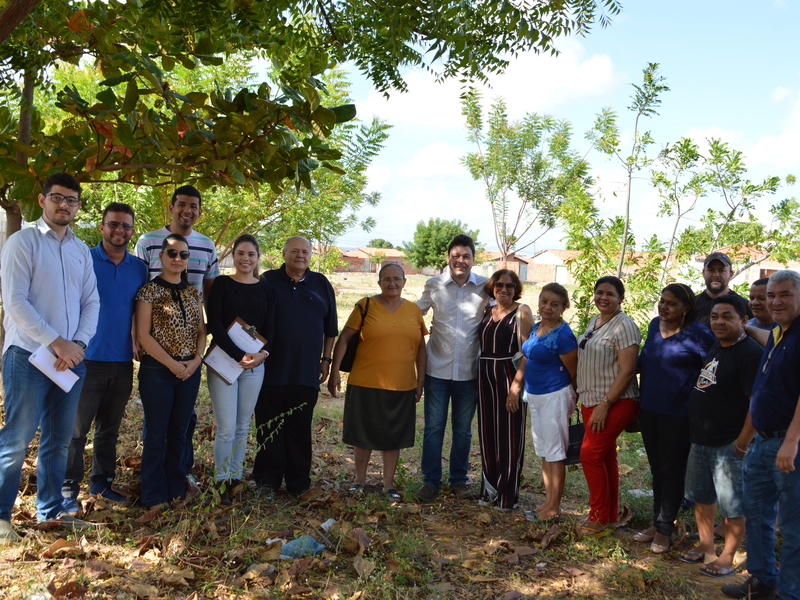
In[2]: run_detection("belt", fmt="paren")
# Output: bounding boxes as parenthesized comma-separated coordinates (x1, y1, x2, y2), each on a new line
(757, 430, 788, 439)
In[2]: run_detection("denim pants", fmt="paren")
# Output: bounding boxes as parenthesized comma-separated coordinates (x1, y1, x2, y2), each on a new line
(742, 435, 800, 600)
(0, 346, 86, 521)
(63, 360, 133, 496)
(420, 375, 478, 490)
(207, 365, 264, 482)
(138, 355, 201, 507)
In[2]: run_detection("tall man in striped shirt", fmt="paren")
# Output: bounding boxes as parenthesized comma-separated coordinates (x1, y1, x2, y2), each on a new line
(134, 185, 219, 491)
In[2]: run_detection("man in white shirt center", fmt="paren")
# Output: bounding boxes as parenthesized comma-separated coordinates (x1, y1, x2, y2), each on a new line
(416, 234, 488, 502)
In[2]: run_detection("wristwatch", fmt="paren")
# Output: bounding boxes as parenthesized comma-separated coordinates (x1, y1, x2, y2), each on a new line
(73, 340, 86, 350)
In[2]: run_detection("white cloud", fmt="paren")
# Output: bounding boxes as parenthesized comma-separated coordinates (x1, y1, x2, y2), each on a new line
(771, 86, 793, 102)
(399, 142, 468, 179)
(353, 39, 619, 128)
(747, 128, 800, 170)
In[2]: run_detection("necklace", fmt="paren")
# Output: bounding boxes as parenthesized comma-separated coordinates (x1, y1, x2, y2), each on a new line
(580, 310, 621, 349)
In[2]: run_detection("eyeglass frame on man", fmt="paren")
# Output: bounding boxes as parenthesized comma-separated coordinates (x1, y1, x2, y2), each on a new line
(44, 192, 81, 207)
(102, 221, 134, 232)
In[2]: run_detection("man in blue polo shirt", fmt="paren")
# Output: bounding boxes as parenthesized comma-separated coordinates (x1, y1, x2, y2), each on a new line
(722, 270, 800, 600)
(61, 202, 148, 514)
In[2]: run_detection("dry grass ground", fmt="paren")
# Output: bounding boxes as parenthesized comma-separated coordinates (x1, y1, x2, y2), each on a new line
(0, 273, 748, 599)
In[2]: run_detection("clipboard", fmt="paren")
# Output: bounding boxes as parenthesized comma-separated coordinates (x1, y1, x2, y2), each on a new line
(203, 317, 267, 385)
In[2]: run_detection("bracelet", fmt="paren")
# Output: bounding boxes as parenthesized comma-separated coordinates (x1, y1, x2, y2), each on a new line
(734, 442, 747, 454)
(321, 356, 332, 363)
(602, 395, 614, 405)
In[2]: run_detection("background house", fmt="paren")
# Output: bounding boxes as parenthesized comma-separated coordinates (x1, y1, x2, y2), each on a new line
(335, 247, 421, 275)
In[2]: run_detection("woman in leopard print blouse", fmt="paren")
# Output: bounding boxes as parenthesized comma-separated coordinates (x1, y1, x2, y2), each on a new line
(135, 233, 206, 511)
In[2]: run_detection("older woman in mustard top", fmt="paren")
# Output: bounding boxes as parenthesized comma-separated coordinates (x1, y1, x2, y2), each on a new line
(328, 263, 427, 502)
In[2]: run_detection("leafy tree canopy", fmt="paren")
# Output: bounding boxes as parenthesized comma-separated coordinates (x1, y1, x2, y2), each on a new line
(367, 238, 395, 249)
(403, 218, 481, 270)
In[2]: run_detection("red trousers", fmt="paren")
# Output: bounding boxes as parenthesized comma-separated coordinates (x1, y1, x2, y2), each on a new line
(580, 398, 639, 524)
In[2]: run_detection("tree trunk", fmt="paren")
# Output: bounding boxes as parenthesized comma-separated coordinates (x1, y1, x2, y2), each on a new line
(0, 0, 41, 45)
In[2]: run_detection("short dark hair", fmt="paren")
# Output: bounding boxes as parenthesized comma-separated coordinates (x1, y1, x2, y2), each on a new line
(541, 282, 570, 309)
(447, 234, 476, 258)
(710, 293, 749, 319)
(752, 277, 770, 287)
(42, 172, 81, 197)
(171, 185, 202, 207)
(161, 232, 188, 251)
(662, 282, 698, 324)
(102, 202, 135, 221)
(485, 269, 523, 301)
(594, 275, 625, 298)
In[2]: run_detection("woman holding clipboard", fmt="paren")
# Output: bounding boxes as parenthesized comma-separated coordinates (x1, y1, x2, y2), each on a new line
(206, 234, 274, 505)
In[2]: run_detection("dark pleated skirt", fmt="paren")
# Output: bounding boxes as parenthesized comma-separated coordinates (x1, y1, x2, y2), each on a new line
(342, 384, 416, 450)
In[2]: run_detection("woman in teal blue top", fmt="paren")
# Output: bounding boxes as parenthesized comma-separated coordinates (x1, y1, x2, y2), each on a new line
(509, 283, 577, 521)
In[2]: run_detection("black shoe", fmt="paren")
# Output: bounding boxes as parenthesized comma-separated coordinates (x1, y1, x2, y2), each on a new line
(416, 484, 438, 503)
(721, 575, 777, 599)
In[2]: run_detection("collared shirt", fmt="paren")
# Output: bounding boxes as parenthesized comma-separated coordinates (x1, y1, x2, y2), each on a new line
(750, 322, 800, 431)
(85, 242, 149, 362)
(260, 264, 338, 388)
(1, 218, 99, 354)
(133, 226, 220, 297)
(417, 270, 488, 381)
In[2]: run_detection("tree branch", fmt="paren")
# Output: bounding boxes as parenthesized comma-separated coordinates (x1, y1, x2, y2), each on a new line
(0, 0, 42, 46)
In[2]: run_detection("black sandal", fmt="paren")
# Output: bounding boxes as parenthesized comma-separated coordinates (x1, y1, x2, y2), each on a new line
(385, 489, 403, 502)
(348, 483, 365, 496)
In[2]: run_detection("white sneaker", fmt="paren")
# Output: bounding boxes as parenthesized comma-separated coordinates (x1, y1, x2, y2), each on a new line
(0, 519, 21, 544)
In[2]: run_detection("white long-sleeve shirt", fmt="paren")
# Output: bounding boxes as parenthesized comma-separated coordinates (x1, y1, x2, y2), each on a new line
(1, 218, 99, 354)
(417, 270, 488, 381)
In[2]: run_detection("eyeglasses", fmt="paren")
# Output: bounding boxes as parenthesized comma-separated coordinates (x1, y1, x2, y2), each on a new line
(103, 221, 134, 232)
(45, 192, 81, 207)
(493, 282, 516, 290)
(579, 331, 594, 349)
(380, 277, 404, 284)
(165, 249, 190, 260)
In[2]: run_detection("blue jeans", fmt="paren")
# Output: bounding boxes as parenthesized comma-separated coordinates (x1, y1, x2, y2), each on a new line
(208, 365, 264, 482)
(63, 360, 133, 496)
(138, 355, 201, 507)
(421, 375, 478, 489)
(743, 436, 800, 600)
(0, 346, 86, 521)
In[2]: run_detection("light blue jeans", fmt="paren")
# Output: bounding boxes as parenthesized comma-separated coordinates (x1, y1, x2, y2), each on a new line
(742, 435, 800, 600)
(421, 375, 478, 490)
(208, 365, 264, 482)
(0, 346, 86, 521)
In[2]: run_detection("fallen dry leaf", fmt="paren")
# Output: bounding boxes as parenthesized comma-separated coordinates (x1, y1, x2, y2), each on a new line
(618, 463, 634, 475)
(42, 539, 82, 558)
(53, 581, 88, 598)
(158, 572, 188, 587)
(134, 509, 164, 524)
(512, 545, 535, 557)
(126, 581, 159, 598)
(540, 525, 560, 549)
(344, 527, 371, 557)
(503, 553, 519, 564)
(461, 559, 480, 569)
(476, 512, 492, 525)
(502, 592, 524, 600)
(618, 566, 646, 590)
(562, 566, 584, 577)
(123, 456, 142, 469)
(84, 559, 116, 579)
(353, 555, 375, 578)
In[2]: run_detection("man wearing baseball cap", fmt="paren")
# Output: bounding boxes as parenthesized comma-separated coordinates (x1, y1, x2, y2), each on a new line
(695, 252, 753, 326)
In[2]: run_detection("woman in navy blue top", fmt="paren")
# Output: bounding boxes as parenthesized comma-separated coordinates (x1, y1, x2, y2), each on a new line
(508, 283, 577, 521)
(634, 283, 715, 553)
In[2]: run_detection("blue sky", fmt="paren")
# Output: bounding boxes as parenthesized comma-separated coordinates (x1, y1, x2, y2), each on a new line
(337, 0, 800, 253)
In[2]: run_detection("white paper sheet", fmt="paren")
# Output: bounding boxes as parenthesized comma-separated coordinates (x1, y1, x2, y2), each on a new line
(28, 344, 80, 393)
(203, 319, 266, 385)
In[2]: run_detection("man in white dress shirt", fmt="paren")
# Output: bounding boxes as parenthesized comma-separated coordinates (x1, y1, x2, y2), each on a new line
(416, 234, 488, 502)
(0, 172, 100, 543)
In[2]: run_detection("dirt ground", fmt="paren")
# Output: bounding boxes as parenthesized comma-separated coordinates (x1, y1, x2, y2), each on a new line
(0, 272, 753, 599)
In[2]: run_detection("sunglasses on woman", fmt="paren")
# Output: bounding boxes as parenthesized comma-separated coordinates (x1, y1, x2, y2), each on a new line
(165, 249, 190, 260)
(493, 282, 516, 290)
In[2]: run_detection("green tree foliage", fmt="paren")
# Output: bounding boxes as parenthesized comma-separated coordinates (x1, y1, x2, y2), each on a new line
(403, 218, 481, 270)
(368, 238, 395, 249)
(651, 137, 705, 283)
(586, 63, 669, 276)
(461, 90, 592, 260)
(0, 0, 621, 234)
